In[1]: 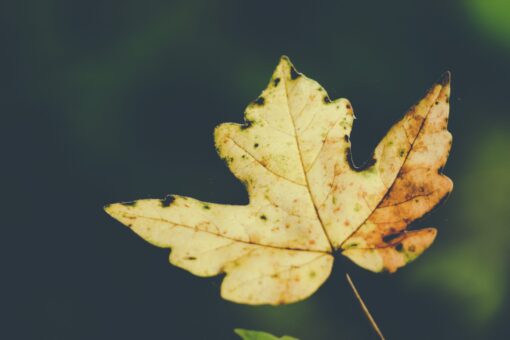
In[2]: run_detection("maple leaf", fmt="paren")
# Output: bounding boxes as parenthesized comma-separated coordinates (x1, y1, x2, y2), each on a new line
(105, 56, 452, 305)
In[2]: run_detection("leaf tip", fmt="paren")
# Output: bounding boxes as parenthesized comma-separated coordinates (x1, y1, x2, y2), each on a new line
(104, 202, 125, 214)
(437, 70, 451, 86)
(103, 201, 137, 223)
(277, 55, 301, 80)
(279, 55, 291, 64)
(103, 202, 120, 219)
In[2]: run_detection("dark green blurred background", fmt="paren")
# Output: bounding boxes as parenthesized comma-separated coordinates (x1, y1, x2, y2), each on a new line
(4, 0, 510, 339)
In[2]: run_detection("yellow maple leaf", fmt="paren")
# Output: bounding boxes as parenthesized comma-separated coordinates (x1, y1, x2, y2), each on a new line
(105, 56, 453, 305)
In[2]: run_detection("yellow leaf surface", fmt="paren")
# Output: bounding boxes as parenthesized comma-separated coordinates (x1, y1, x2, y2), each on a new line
(105, 56, 452, 305)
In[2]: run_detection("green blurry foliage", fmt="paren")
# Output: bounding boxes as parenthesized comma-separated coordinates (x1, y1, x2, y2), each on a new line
(7, 0, 510, 339)
(464, 0, 510, 51)
(412, 128, 510, 326)
(235, 328, 298, 340)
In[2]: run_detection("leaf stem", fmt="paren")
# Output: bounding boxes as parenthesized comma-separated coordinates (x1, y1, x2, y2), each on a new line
(346, 273, 385, 340)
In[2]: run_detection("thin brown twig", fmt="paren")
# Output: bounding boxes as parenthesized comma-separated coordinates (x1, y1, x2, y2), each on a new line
(346, 273, 386, 340)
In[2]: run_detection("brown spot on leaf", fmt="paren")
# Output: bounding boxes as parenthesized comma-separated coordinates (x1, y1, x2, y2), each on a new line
(290, 65, 301, 79)
(382, 232, 402, 244)
(160, 195, 175, 207)
(437, 71, 451, 86)
(241, 119, 253, 130)
(253, 97, 265, 105)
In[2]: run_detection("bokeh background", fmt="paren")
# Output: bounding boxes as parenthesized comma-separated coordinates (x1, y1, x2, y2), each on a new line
(4, 0, 510, 339)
